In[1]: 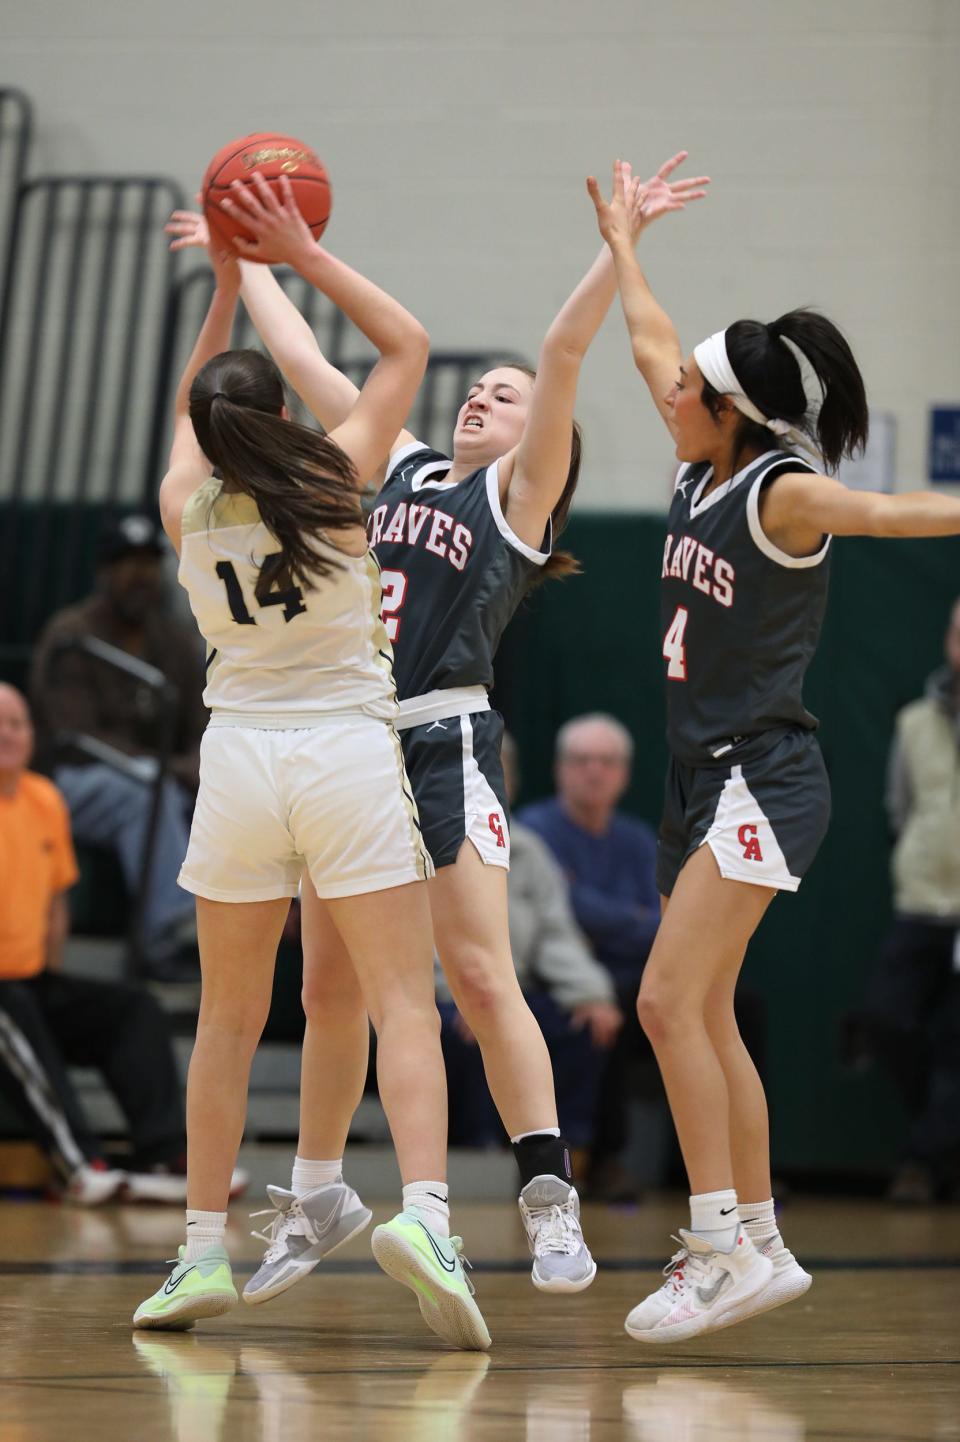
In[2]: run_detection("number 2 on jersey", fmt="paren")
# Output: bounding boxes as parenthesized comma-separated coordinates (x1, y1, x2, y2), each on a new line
(379, 569, 408, 642)
(663, 605, 688, 681)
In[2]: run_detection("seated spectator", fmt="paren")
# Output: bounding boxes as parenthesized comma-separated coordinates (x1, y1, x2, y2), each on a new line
(29, 516, 207, 978)
(518, 713, 660, 1195)
(0, 683, 244, 1204)
(861, 598, 960, 1204)
(437, 732, 623, 1152)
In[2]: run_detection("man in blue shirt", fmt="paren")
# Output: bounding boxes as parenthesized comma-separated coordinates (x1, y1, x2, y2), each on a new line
(519, 714, 659, 988)
(519, 714, 661, 1197)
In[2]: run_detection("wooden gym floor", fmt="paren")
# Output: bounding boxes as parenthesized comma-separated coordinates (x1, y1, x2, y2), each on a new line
(1, 1194, 957, 1441)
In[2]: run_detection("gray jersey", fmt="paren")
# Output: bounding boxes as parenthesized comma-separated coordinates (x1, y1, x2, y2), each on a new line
(660, 448, 830, 766)
(369, 442, 551, 701)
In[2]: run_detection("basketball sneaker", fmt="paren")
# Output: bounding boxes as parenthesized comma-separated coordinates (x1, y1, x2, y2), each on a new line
(124, 1163, 249, 1205)
(624, 1226, 772, 1344)
(371, 1211, 491, 1351)
(132, 1243, 237, 1331)
(63, 1160, 126, 1206)
(518, 1175, 597, 1292)
(718, 1233, 812, 1326)
(243, 1181, 372, 1305)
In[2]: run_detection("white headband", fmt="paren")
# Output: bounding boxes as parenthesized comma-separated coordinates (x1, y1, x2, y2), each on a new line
(693, 329, 824, 460)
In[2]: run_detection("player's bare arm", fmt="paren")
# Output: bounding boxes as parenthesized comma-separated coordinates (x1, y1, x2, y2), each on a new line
(221, 173, 429, 487)
(168, 186, 422, 485)
(761, 471, 960, 558)
(505, 155, 708, 549)
(159, 242, 240, 551)
(588, 157, 708, 439)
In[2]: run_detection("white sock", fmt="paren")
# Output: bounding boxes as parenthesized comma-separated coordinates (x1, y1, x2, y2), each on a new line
(402, 1181, 450, 1238)
(689, 1188, 739, 1251)
(738, 1198, 780, 1248)
(509, 1127, 561, 1144)
(291, 1156, 343, 1197)
(184, 1208, 227, 1261)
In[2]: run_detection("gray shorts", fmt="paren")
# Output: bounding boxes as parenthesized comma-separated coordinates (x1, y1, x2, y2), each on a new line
(656, 728, 831, 898)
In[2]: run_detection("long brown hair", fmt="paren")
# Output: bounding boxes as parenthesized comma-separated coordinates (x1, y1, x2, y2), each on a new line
(489, 362, 582, 584)
(189, 350, 363, 590)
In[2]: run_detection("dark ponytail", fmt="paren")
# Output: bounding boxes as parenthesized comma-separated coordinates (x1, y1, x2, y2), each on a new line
(701, 308, 869, 474)
(189, 350, 363, 590)
(491, 361, 582, 584)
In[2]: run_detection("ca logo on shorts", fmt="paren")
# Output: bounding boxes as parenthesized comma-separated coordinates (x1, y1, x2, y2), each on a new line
(738, 823, 763, 862)
(488, 813, 506, 848)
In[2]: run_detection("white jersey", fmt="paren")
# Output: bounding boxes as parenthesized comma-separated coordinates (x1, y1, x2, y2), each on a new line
(178, 477, 397, 726)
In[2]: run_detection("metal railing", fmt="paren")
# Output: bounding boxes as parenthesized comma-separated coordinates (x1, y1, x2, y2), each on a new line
(154, 263, 526, 454)
(41, 635, 180, 978)
(0, 174, 185, 668)
(0, 88, 32, 354)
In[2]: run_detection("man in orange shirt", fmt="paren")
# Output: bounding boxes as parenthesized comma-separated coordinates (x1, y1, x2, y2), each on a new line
(0, 683, 217, 1203)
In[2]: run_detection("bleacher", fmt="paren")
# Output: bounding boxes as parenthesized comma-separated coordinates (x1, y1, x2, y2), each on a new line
(0, 88, 523, 1169)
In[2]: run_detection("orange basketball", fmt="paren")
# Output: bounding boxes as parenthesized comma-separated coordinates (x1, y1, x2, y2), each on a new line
(202, 132, 332, 261)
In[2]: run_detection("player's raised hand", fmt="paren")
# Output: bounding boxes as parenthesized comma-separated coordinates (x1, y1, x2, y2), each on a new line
(164, 202, 209, 252)
(632, 151, 710, 236)
(588, 153, 709, 249)
(587, 159, 635, 250)
(219, 172, 318, 268)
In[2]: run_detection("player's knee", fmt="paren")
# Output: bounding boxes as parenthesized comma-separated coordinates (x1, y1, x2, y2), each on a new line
(371, 994, 441, 1040)
(196, 993, 270, 1046)
(636, 982, 684, 1046)
(448, 949, 515, 1028)
(301, 970, 362, 1023)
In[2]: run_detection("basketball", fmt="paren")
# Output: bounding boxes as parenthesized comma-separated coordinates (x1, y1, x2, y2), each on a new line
(202, 132, 332, 260)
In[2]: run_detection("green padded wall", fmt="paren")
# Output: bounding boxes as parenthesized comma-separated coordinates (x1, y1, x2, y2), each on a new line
(4, 503, 957, 1174)
(496, 517, 960, 1174)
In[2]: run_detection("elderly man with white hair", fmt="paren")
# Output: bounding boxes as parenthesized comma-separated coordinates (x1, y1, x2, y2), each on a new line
(520, 714, 660, 979)
(519, 713, 660, 1198)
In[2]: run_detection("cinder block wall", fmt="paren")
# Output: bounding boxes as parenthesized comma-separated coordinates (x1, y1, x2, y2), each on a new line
(5, 0, 958, 508)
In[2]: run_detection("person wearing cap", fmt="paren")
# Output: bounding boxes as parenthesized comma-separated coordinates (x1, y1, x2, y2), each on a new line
(29, 516, 207, 977)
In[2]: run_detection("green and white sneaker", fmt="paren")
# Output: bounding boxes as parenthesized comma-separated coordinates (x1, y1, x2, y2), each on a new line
(371, 1211, 491, 1352)
(133, 1244, 237, 1331)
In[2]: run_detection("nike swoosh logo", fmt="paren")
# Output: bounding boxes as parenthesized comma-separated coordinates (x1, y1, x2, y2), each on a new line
(719, 1206, 737, 1216)
(426, 1192, 449, 1204)
(696, 1272, 732, 1306)
(163, 1265, 196, 1295)
(415, 1221, 457, 1274)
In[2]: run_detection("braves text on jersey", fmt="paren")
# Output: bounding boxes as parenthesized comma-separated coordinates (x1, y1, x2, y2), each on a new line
(660, 448, 831, 765)
(369, 442, 551, 703)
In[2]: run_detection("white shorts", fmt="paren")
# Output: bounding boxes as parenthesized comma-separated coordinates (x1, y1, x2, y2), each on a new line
(179, 718, 434, 903)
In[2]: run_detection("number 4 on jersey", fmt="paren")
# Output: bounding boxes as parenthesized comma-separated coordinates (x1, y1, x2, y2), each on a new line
(663, 605, 688, 681)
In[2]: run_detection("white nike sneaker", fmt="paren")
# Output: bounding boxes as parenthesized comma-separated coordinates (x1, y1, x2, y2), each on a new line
(717, 1233, 812, 1326)
(519, 1175, 597, 1292)
(243, 1181, 372, 1305)
(624, 1226, 773, 1344)
(63, 1162, 126, 1206)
